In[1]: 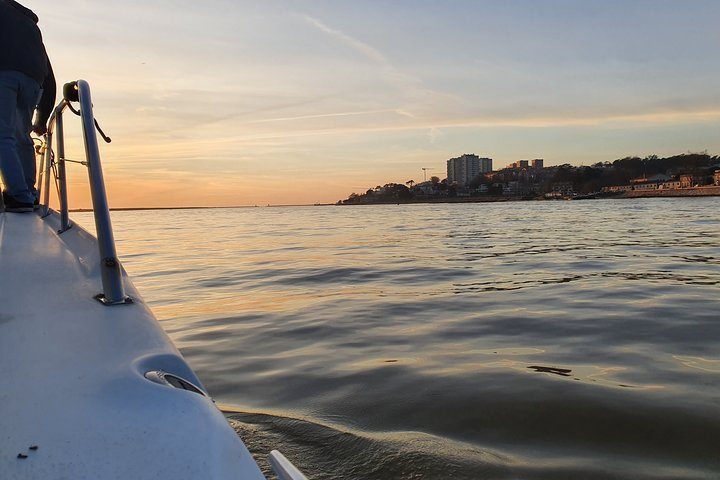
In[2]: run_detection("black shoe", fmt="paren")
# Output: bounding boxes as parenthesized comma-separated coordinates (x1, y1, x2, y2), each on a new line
(2, 193, 33, 213)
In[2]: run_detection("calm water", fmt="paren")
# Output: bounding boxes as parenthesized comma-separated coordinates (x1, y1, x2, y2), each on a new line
(75, 198, 720, 479)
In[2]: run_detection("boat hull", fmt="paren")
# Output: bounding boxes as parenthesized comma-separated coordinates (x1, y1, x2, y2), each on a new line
(0, 211, 265, 479)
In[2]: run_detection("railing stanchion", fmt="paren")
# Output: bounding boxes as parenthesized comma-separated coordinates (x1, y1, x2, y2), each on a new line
(55, 110, 70, 232)
(41, 129, 53, 217)
(76, 80, 127, 305)
(36, 140, 44, 206)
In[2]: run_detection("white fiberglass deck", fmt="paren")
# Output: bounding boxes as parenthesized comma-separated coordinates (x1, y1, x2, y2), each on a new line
(0, 211, 265, 479)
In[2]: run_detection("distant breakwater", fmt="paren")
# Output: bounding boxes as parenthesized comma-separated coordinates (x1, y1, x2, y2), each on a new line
(339, 196, 528, 206)
(623, 186, 720, 198)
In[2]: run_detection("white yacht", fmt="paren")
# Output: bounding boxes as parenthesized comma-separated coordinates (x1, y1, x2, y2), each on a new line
(0, 80, 305, 480)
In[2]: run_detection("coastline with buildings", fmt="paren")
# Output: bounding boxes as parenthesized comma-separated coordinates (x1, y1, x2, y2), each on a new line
(338, 152, 720, 205)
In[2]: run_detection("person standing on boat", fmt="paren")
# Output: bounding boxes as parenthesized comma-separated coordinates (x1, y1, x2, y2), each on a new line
(0, 0, 55, 212)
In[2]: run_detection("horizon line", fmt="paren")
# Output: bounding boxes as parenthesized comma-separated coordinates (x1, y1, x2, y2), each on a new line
(69, 204, 332, 212)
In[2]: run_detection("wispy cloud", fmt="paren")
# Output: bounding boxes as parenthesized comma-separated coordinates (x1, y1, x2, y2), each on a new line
(302, 15, 388, 64)
(248, 109, 401, 124)
(395, 109, 417, 119)
(107, 108, 720, 158)
(428, 127, 443, 144)
(301, 14, 460, 112)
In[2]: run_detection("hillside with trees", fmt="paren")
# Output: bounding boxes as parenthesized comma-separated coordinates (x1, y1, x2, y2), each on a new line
(552, 153, 719, 194)
(338, 153, 720, 204)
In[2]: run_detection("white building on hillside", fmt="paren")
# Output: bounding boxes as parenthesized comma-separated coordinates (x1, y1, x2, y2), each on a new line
(447, 154, 493, 186)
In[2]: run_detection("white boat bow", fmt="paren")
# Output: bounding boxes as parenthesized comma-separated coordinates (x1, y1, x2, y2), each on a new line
(0, 80, 306, 479)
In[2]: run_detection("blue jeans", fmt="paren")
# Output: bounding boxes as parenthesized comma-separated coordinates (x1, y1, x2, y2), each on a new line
(0, 70, 41, 204)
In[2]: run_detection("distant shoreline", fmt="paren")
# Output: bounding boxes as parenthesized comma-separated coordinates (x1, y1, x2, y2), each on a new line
(337, 188, 720, 206)
(69, 204, 327, 212)
(71, 206, 252, 212)
(621, 185, 720, 199)
(65, 187, 720, 213)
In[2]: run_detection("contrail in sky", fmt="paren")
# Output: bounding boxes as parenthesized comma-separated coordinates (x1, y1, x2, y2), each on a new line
(302, 15, 389, 64)
(248, 109, 402, 124)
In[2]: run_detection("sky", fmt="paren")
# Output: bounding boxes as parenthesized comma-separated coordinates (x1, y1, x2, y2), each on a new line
(25, 0, 720, 207)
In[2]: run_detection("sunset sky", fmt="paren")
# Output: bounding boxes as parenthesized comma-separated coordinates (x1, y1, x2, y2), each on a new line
(28, 0, 720, 207)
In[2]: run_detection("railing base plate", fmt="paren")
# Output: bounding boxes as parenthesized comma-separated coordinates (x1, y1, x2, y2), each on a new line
(94, 294, 134, 306)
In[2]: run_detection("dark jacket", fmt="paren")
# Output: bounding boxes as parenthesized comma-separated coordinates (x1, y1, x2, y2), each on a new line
(0, 0, 56, 126)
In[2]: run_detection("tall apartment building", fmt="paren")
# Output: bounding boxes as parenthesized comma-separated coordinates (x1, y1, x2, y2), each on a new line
(532, 158, 544, 169)
(447, 154, 493, 186)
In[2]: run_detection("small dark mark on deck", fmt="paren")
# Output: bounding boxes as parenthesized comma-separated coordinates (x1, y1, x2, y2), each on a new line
(384, 359, 398, 363)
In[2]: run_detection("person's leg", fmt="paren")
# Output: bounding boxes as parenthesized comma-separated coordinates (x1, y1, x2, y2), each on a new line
(0, 71, 34, 204)
(15, 73, 41, 203)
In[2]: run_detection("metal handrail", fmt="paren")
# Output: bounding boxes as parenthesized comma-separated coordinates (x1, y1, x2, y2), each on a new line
(37, 80, 130, 306)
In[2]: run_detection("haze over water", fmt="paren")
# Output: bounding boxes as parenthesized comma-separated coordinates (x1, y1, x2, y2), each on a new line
(78, 198, 720, 479)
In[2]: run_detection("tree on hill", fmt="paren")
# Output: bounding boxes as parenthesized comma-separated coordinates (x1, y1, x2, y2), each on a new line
(341, 183, 412, 204)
